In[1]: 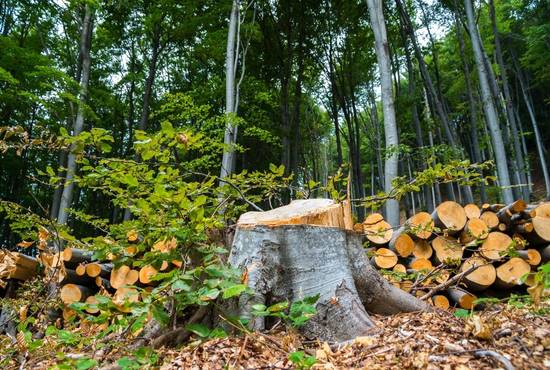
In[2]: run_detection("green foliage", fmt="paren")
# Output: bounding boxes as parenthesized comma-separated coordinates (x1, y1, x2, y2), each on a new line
(288, 351, 317, 369)
(251, 294, 320, 328)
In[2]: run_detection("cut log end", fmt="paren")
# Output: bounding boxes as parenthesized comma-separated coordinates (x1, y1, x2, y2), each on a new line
(480, 232, 512, 260)
(495, 258, 531, 288)
(460, 256, 496, 291)
(60, 284, 91, 305)
(432, 201, 467, 233)
(373, 248, 398, 269)
(432, 295, 450, 310)
(407, 212, 434, 239)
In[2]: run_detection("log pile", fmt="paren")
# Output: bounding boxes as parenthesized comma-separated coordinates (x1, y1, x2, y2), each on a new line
(363, 200, 550, 310)
(0, 250, 38, 288)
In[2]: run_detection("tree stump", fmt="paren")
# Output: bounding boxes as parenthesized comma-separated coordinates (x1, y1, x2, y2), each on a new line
(229, 199, 428, 342)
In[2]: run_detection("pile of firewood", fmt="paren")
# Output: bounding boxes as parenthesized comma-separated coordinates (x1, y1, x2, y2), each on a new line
(0, 250, 39, 289)
(361, 200, 550, 310)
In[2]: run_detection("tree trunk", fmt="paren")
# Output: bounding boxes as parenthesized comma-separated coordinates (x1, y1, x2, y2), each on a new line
(515, 65, 550, 199)
(220, 0, 240, 180)
(454, 9, 487, 203)
(368, 0, 400, 227)
(229, 200, 428, 342)
(488, 0, 529, 201)
(57, 5, 94, 225)
(463, 0, 513, 204)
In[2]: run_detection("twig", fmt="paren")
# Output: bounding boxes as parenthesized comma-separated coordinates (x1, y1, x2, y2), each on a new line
(420, 262, 484, 300)
(473, 350, 515, 370)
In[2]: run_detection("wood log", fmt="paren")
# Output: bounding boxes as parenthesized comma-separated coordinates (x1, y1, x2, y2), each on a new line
(432, 295, 450, 309)
(516, 249, 542, 266)
(373, 248, 398, 269)
(409, 258, 433, 271)
(431, 236, 463, 264)
(447, 287, 476, 309)
(464, 204, 481, 220)
(412, 240, 433, 259)
(512, 233, 527, 250)
(480, 211, 499, 230)
(388, 229, 414, 257)
(95, 277, 112, 290)
(113, 287, 140, 312)
(541, 245, 550, 263)
(59, 269, 96, 286)
(459, 218, 489, 246)
(392, 264, 406, 274)
(85, 263, 112, 278)
(495, 257, 531, 288)
(525, 203, 550, 244)
(139, 265, 158, 284)
(460, 256, 496, 291)
(84, 295, 100, 314)
(431, 201, 467, 234)
(62, 248, 93, 265)
(364, 218, 393, 245)
(230, 222, 428, 342)
(60, 284, 92, 305)
(11, 252, 39, 271)
(62, 307, 76, 322)
(512, 221, 534, 234)
(405, 212, 434, 239)
(75, 264, 86, 276)
(497, 223, 507, 232)
(480, 232, 513, 260)
(496, 199, 527, 225)
(110, 265, 139, 289)
(481, 203, 504, 212)
(238, 198, 352, 229)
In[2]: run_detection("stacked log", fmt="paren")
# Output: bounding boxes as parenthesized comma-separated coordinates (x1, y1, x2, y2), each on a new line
(0, 250, 38, 288)
(364, 200, 550, 310)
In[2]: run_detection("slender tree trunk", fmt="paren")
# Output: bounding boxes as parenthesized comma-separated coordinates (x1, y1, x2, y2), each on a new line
(463, 0, 513, 204)
(367, 0, 399, 227)
(454, 9, 487, 203)
(139, 21, 161, 131)
(488, 0, 529, 200)
(220, 0, 240, 180)
(57, 5, 93, 225)
(515, 66, 550, 199)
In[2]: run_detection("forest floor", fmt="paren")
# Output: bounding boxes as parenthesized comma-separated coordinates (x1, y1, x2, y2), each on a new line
(160, 306, 549, 369)
(1, 304, 548, 369)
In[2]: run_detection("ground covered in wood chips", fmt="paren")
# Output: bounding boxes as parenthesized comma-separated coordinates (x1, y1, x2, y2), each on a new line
(160, 307, 549, 370)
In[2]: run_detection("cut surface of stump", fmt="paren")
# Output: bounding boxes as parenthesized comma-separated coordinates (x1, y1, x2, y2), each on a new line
(409, 258, 433, 271)
(432, 295, 450, 309)
(480, 232, 512, 260)
(432, 201, 467, 233)
(230, 200, 428, 342)
(412, 240, 433, 259)
(460, 256, 496, 291)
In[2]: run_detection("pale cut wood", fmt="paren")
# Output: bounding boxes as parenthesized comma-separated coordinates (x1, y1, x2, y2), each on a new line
(513, 222, 534, 234)
(373, 248, 398, 269)
(95, 276, 111, 290)
(497, 223, 507, 232)
(460, 218, 489, 246)
(480, 211, 499, 230)
(495, 257, 530, 288)
(432, 236, 463, 264)
(432, 295, 450, 309)
(365, 220, 393, 245)
(392, 264, 406, 274)
(412, 240, 433, 259)
(75, 264, 86, 276)
(125, 269, 139, 285)
(60, 284, 92, 305)
(460, 256, 496, 291)
(482, 203, 504, 212)
(406, 212, 434, 239)
(85, 263, 112, 278)
(496, 199, 527, 225)
(62, 248, 93, 264)
(434, 270, 450, 284)
(84, 295, 100, 314)
(113, 287, 140, 312)
(139, 265, 158, 284)
(399, 280, 413, 293)
(447, 287, 476, 309)
(110, 265, 133, 289)
(389, 230, 414, 257)
(409, 258, 433, 271)
(464, 204, 481, 220)
(431, 201, 467, 233)
(480, 232, 512, 260)
(237, 199, 352, 230)
(62, 307, 76, 322)
(516, 249, 542, 266)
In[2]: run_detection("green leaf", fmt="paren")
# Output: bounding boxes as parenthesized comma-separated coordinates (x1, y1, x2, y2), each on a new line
(186, 323, 210, 338)
(75, 358, 98, 370)
(454, 309, 470, 318)
(151, 304, 170, 326)
(222, 284, 247, 299)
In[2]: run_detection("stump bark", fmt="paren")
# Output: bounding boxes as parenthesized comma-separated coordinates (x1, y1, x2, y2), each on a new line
(229, 199, 428, 342)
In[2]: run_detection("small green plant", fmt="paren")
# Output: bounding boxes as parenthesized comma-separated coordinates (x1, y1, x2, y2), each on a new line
(117, 347, 159, 370)
(288, 351, 317, 369)
(251, 294, 320, 328)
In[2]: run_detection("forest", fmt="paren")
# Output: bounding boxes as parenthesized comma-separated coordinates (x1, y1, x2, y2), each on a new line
(0, 0, 549, 368)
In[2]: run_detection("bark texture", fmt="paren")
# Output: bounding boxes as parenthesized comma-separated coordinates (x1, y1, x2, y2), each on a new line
(229, 224, 427, 342)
